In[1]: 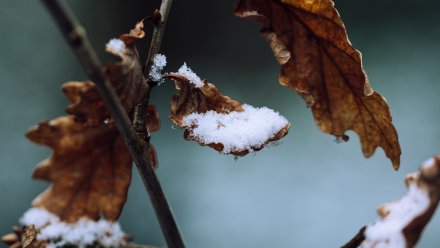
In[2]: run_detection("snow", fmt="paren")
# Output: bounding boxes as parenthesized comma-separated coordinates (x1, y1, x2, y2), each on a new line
(182, 104, 289, 153)
(177, 63, 204, 88)
(105, 38, 126, 54)
(361, 184, 430, 248)
(20, 207, 59, 229)
(149, 53, 167, 83)
(421, 157, 435, 169)
(20, 208, 127, 248)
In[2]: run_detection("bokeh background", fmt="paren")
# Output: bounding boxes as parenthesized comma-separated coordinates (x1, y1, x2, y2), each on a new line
(1, 0, 439, 247)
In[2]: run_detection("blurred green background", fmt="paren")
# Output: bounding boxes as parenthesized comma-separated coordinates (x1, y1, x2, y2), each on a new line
(1, 0, 439, 247)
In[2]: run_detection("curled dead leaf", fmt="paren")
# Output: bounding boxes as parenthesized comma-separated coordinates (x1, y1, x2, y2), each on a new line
(64, 21, 148, 126)
(120, 20, 146, 45)
(167, 74, 243, 127)
(235, 0, 401, 169)
(21, 225, 37, 248)
(166, 72, 290, 156)
(2, 226, 45, 248)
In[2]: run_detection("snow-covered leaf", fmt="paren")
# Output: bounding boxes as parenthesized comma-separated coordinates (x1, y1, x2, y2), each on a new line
(360, 156, 440, 248)
(167, 67, 290, 156)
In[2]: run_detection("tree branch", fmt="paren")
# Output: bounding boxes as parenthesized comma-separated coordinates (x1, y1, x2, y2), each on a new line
(340, 226, 366, 248)
(40, 0, 184, 247)
(133, 0, 173, 141)
(143, 0, 173, 79)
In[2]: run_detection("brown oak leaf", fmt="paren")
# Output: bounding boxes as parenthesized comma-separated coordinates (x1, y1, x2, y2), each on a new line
(26, 102, 160, 223)
(235, 0, 401, 169)
(24, 21, 161, 223)
(167, 73, 290, 156)
(64, 20, 148, 126)
(26, 116, 133, 223)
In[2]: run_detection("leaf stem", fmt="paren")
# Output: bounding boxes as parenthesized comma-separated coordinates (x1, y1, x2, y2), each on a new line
(40, 0, 184, 247)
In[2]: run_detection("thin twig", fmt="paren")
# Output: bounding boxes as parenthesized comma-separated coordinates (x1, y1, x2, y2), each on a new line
(40, 0, 184, 247)
(133, 0, 173, 140)
(143, 0, 173, 79)
(341, 226, 366, 248)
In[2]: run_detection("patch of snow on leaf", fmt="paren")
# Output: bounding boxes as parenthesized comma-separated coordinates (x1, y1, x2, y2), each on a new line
(361, 184, 430, 248)
(149, 54, 167, 84)
(182, 104, 289, 153)
(20, 207, 59, 229)
(20, 208, 127, 248)
(106, 38, 126, 54)
(422, 157, 435, 169)
(177, 63, 204, 88)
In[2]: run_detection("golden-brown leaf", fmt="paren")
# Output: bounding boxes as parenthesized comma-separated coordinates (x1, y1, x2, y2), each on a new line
(26, 116, 133, 222)
(167, 73, 289, 156)
(235, 0, 401, 169)
(64, 21, 148, 126)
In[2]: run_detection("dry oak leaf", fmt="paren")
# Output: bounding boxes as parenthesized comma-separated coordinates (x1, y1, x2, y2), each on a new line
(63, 20, 148, 126)
(26, 116, 133, 223)
(360, 156, 440, 247)
(167, 73, 290, 156)
(235, 0, 401, 169)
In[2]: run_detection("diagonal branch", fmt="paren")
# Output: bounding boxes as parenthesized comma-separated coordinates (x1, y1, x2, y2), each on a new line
(341, 226, 366, 248)
(40, 0, 184, 247)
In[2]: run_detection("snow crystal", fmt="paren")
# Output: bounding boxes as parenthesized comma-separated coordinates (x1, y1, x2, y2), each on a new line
(177, 63, 204, 88)
(149, 54, 167, 83)
(237, 11, 261, 18)
(182, 104, 289, 153)
(19, 208, 127, 248)
(361, 184, 430, 248)
(106, 38, 126, 54)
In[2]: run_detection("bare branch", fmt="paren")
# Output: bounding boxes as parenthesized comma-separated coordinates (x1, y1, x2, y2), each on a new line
(143, 0, 173, 80)
(134, 0, 173, 141)
(341, 226, 366, 248)
(40, 0, 184, 247)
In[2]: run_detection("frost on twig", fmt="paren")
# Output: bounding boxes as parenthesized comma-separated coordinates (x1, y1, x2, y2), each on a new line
(359, 156, 440, 248)
(166, 64, 290, 156)
(149, 54, 167, 84)
(2, 208, 128, 248)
